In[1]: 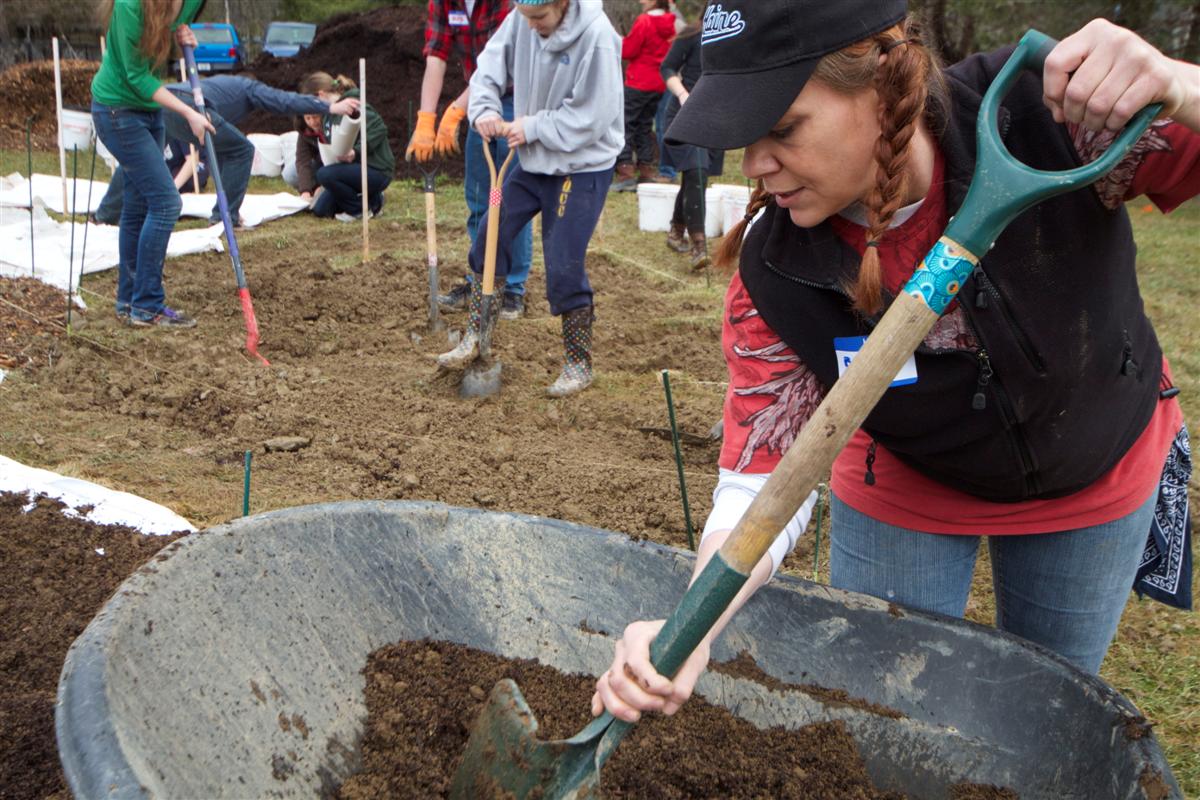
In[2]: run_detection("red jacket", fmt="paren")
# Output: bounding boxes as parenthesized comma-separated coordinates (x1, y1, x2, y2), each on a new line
(622, 11, 675, 92)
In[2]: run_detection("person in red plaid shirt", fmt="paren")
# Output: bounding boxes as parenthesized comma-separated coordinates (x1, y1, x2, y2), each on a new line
(411, 0, 535, 320)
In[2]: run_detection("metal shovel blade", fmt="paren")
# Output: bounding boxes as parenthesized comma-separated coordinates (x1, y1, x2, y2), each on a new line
(460, 293, 502, 398)
(450, 679, 610, 800)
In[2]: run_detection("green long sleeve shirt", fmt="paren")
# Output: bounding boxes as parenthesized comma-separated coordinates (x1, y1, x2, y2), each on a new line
(91, 0, 204, 110)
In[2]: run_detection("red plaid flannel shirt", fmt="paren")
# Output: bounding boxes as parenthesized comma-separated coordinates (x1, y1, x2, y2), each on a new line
(423, 0, 512, 80)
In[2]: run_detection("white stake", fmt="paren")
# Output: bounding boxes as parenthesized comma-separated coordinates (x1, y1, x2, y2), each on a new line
(53, 37, 68, 213)
(99, 35, 106, 58)
(360, 57, 369, 263)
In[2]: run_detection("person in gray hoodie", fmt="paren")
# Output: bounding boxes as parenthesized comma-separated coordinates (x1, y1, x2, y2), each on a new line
(436, 0, 624, 397)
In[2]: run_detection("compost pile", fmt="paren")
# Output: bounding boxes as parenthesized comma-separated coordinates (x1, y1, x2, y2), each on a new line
(337, 640, 1018, 799)
(241, 5, 468, 178)
(0, 492, 188, 800)
(0, 59, 98, 150)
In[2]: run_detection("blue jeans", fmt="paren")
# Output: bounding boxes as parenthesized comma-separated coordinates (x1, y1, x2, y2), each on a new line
(311, 163, 390, 217)
(468, 162, 611, 316)
(464, 93, 533, 296)
(828, 491, 1156, 674)
(655, 92, 676, 179)
(92, 101, 182, 320)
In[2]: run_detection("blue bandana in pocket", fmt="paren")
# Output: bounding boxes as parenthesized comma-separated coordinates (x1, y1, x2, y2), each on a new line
(1134, 424, 1192, 610)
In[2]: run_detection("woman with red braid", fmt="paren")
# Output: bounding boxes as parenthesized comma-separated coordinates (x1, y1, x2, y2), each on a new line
(594, 0, 1200, 723)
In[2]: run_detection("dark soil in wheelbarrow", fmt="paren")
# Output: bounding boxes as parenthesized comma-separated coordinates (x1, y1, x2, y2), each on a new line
(336, 639, 1018, 800)
(0, 491, 188, 800)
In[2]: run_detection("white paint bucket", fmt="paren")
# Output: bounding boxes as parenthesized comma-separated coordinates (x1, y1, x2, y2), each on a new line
(60, 108, 93, 152)
(636, 182, 680, 232)
(247, 133, 283, 177)
(719, 184, 751, 237)
(704, 186, 724, 237)
(278, 130, 299, 174)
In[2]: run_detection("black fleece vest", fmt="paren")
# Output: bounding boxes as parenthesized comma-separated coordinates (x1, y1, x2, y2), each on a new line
(739, 48, 1162, 502)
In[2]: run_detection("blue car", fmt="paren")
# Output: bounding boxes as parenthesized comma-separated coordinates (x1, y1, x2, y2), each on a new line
(262, 22, 317, 58)
(191, 23, 243, 72)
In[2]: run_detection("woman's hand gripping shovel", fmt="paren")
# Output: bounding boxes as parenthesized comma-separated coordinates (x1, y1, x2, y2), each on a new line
(459, 141, 514, 398)
(181, 45, 269, 365)
(449, 30, 1161, 800)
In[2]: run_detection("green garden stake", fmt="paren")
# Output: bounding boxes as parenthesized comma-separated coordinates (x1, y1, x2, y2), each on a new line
(451, 31, 1162, 800)
(661, 369, 695, 551)
(242, 450, 252, 517)
(26, 117, 35, 277)
(67, 145, 78, 331)
(811, 482, 825, 582)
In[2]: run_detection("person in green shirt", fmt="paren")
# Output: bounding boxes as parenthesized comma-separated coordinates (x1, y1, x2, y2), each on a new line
(91, 0, 215, 328)
(297, 72, 395, 221)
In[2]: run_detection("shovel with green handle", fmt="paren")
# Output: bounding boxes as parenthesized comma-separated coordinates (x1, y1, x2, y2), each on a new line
(449, 29, 1162, 800)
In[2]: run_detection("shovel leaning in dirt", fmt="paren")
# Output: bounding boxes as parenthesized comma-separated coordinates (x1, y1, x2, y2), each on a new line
(418, 160, 444, 333)
(180, 45, 269, 366)
(448, 30, 1161, 800)
(459, 142, 515, 398)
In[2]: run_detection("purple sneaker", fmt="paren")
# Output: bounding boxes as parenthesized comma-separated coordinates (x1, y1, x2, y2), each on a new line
(129, 306, 197, 329)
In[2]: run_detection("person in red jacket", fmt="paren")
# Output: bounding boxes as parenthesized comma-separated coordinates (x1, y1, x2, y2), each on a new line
(612, 0, 676, 191)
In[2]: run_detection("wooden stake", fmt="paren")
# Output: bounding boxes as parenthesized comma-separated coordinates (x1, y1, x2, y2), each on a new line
(180, 59, 201, 193)
(99, 35, 106, 58)
(360, 58, 369, 263)
(52, 37, 68, 213)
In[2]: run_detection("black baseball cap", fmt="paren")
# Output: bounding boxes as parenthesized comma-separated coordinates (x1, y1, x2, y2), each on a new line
(667, 0, 907, 150)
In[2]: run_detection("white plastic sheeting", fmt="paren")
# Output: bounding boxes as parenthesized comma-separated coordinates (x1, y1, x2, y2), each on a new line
(0, 454, 195, 535)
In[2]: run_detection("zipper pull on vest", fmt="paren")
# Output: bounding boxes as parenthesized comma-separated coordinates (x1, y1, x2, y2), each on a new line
(973, 351, 993, 411)
(973, 267, 989, 309)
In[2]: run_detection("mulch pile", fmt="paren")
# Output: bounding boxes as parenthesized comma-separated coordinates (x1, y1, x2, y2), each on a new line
(0, 491, 188, 800)
(0, 276, 70, 371)
(241, 5, 469, 179)
(337, 639, 1019, 799)
(0, 60, 98, 151)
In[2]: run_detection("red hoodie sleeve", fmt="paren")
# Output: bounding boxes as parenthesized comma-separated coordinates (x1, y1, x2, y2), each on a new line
(622, 16, 646, 60)
(1070, 119, 1200, 213)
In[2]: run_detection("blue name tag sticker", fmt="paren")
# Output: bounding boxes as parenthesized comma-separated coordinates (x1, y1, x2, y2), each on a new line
(448, 10, 470, 26)
(834, 335, 918, 387)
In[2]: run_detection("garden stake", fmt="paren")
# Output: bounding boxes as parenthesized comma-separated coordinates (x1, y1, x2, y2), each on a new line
(26, 117, 34, 277)
(661, 369, 695, 550)
(66, 145, 77, 330)
(242, 450, 252, 517)
(458, 144, 513, 398)
(449, 31, 1163, 800)
(52, 37, 68, 213)
(812, 483, 825, 582)
(79, 141, 98, 304)
(418, 160, 444, 332)
(182, 45, 270, 366)
(359, 58, 369, 262)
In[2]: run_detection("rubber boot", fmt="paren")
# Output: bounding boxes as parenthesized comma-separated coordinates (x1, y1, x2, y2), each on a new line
(547, 305, 594, 397)
(666, 221, 689, 253)
(437, 279, 486, 369)
(611, 162, 637, 193)
(688, 231, 710, 271)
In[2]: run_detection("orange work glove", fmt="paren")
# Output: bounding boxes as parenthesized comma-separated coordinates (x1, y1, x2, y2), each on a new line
(435, 105, 467, 156)
(405, 110, 437, 162)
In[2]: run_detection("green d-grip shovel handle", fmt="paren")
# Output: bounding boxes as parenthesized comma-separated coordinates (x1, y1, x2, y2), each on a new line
(583, 28, 1163, 776)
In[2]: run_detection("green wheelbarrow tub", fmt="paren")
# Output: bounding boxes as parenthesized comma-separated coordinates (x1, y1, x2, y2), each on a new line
(55, 501, 1180, 799)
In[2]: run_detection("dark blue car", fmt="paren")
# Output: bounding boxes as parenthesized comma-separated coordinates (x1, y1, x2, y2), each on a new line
(192, 23, 243, 72)
(262, 22, 317, 58)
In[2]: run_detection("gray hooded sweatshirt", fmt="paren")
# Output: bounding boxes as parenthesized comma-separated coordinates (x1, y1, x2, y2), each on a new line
(469, 0, 624, 175)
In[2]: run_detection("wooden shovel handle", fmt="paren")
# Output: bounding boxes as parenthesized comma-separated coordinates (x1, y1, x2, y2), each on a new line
(479, 143, 515, 297)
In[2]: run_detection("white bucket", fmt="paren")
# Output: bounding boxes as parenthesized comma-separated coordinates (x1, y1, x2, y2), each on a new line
(278, 130, 299, 174)
(704, 186, 724, 237)
(719, 185, 751, 237)
(247, 133, 283, 177)
(60, 108, 93, 152)
(636, 182, 680, 232)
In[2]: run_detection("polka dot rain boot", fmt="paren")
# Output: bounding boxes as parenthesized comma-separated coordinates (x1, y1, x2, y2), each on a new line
(437, 278, 486, 369)
(546, 305, 594, 397)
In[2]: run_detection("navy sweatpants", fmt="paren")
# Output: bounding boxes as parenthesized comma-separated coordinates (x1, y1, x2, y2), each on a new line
(468, 162, 612, 316)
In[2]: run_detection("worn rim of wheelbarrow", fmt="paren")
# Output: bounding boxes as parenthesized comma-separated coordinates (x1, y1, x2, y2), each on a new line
(54, 501, 1180, 799)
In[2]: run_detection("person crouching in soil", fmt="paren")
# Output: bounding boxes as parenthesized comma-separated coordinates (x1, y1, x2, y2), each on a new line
(298, 72, 395, 221)
(437, 0, 623, 397)
(593, 0, 1200, 726)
